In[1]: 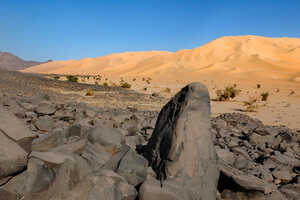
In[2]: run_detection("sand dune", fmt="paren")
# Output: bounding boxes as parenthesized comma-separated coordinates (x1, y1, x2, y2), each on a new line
(23, 35, 300, 83)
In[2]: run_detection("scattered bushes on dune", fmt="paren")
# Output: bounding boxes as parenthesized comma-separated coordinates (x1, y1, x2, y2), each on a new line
(215, 85, 241, 101)
(120, 82, 131, 89)
(260, 92, 269, 101)
(66, 75, 78, 82)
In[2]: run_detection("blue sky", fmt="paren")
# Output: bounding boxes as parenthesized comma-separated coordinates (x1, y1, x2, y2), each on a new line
(1, 0, 300, 61)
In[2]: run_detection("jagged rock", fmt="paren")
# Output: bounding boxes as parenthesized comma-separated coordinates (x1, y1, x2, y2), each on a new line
(141, 82, 219, 200)
(0, 131, 28, 184)
(219, 161, 277, 194)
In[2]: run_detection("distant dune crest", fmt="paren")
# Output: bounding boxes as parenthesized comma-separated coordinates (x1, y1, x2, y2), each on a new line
(23, 36, 300, 82)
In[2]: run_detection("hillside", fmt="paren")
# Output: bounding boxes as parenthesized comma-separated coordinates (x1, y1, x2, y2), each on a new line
(23, 35, 300, 83)
(0, 51, 49, 70)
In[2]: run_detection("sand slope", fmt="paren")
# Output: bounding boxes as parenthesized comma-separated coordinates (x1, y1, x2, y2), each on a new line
(23, 35, 300, 83)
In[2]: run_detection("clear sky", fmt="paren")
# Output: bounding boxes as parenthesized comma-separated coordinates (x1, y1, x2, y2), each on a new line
(1, 0, 300, 61)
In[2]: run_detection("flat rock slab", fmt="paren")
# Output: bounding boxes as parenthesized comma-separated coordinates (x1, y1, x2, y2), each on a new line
(29, 151, 75, 165)
(0, 107, 33, 140)
(34, 103, 56, 116)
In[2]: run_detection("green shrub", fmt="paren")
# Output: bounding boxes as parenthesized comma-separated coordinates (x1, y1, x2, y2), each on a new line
(215, 85, 241, 101)
(103, 82, 108, 87)
(260, 92, 269, 101)
(66, 75, 78, 82)
(120, 82, 131, 89)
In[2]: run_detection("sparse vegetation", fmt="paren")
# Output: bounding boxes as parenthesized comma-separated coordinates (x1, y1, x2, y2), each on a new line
(143, 87, 147, 91)
(215, 85, 241, 101)
(289, 90, 295, 96)
(85, 88, 94, 96)
(66, 75, 78, 82)
(164, 88, 171, 93)
(103, 82, 108, 87)
(257, 84, 261, 89)
(243, 97, 258, 112)
(260, 92, 269, 101)
(132, 78, 136, 81)
(53, 76, 60, 80)
(120, 82, 131, 89)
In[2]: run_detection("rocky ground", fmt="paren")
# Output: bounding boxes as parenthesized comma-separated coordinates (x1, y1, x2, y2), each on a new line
(0, 69, 299, 199)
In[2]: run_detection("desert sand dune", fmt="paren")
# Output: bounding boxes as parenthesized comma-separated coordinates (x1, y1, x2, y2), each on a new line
(22, 35, 300, 129)
(23, 35, 300, 84)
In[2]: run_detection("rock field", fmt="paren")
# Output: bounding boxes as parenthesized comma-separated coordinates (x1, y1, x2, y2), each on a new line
(0, 70, 299, 199)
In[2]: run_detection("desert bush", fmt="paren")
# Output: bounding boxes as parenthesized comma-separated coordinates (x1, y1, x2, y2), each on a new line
(243, 97, 258, 112)
(132, 78, 136, 81)
(53, 76, 60, 80)
(85, 88, 94, 96)
(66, 75, 78, 82)
(289, 90, 295, 96)
(103, 82, 108, 86)
(143, 87, 147, 91)
(260, 92, 269, 101)
(146, 80, 151, 84)
(120, 82, 131, 89)
(215, 85, 241, 101)
(257, 84, 261, 89)
(164, 88, 171, 93)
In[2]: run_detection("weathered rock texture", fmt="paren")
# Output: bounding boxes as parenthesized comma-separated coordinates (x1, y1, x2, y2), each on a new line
(140, 82, 219, 200)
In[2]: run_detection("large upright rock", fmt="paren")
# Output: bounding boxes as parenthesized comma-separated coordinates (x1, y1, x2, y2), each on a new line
(140, 82, 219, 200)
